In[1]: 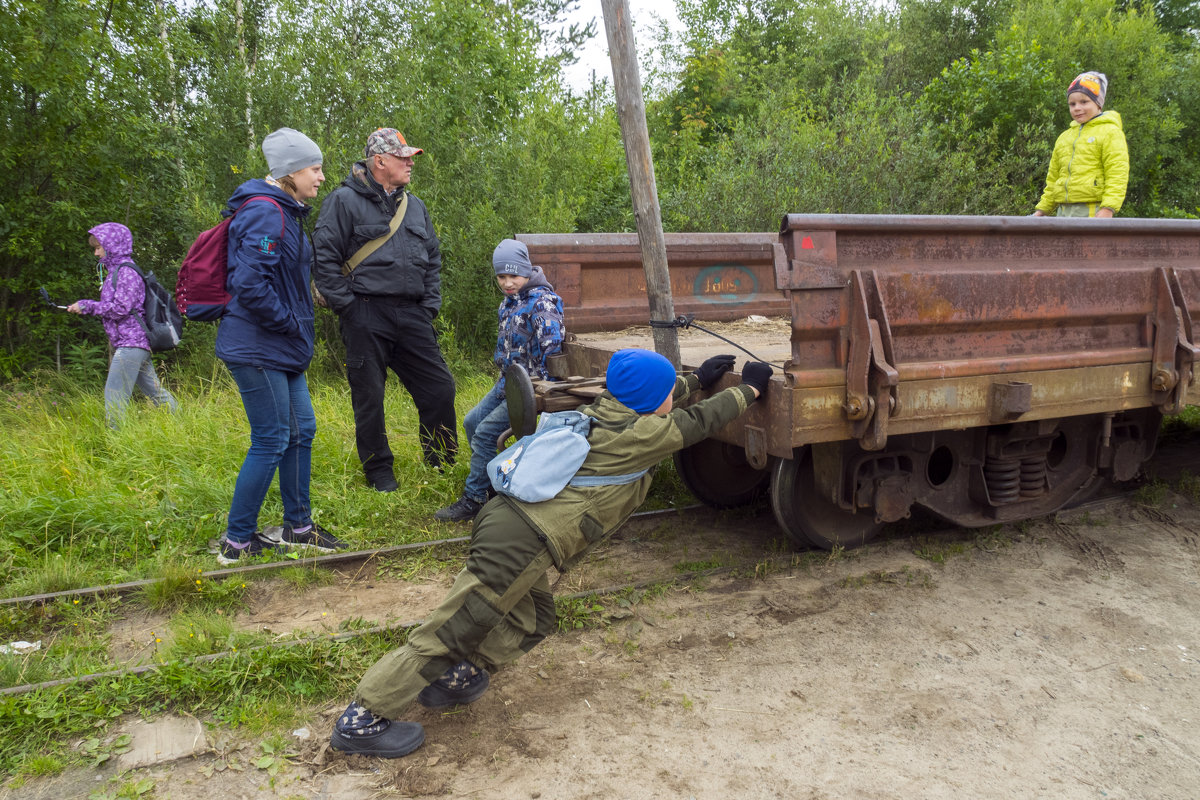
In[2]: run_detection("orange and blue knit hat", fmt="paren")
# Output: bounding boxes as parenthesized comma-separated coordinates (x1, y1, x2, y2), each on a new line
(1067, 71, 1108, 108)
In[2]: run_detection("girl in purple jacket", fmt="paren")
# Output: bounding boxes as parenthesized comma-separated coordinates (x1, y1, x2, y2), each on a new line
(67, 223, 178, 428)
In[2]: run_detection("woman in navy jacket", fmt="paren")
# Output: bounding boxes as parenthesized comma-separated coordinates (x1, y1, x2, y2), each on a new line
(215, 127, 344, 564)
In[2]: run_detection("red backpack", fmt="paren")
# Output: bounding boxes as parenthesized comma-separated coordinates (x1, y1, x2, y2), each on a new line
(175, 196, 285, 321)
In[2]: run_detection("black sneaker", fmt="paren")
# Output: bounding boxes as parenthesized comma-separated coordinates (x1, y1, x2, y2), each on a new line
(216, 530, 281, 566)
(433, 495, 484, 522)
(330, 701, 424, 758)
(282, 523, 347, 553)
(368, 474, 398, 493)
(417, 661, 490, 709)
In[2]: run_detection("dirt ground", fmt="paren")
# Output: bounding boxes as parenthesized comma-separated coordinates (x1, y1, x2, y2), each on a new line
(8, 488, 1200, 799)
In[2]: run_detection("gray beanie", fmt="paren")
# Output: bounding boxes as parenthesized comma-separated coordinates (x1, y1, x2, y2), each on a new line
(492, 239, 535, 278)
(262, 127, 323, 178)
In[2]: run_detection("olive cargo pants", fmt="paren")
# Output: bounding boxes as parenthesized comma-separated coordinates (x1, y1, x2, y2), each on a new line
(356, 499, 557, 717)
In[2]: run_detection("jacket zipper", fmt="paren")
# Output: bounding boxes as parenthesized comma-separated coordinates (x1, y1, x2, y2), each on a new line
(1063, 122, 1086, 204)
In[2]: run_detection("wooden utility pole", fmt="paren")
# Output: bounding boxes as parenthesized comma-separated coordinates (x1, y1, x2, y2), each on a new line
(600, 0, 680, 367)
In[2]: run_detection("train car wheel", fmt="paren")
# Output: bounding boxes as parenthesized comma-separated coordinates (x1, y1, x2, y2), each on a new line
(673, 439, 770, 508)
(770, 448, 885, 550)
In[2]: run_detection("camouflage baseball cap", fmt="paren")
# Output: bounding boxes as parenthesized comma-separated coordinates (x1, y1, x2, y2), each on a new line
(365, 128, 424, 158)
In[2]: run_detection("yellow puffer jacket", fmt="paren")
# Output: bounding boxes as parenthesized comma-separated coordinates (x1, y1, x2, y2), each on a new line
(1035, 110, 1129, 215)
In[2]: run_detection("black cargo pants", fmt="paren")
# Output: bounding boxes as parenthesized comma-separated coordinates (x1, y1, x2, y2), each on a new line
(339, 296, 457, 477)
(356, 499, 557, 717)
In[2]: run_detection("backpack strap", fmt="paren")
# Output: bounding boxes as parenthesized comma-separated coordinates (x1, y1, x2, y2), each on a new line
(110, 260, 144, 295)
(234, 196, 287, 239)
(111, 261, 153, 339)
(568, 468, 651, 487)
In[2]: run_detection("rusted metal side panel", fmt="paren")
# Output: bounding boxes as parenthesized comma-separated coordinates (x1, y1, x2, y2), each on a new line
(517, 233, 788, 332)
(778, 215, 1200, 449)
(779, 215, 1200, 370)
(523, 216, 1200, 456)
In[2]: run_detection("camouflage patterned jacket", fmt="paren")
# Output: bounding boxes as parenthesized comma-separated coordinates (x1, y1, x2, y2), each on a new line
(493, 266, 564, 388)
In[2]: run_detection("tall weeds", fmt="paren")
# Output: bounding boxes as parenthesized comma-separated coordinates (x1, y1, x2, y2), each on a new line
(0, 366, 496, 598)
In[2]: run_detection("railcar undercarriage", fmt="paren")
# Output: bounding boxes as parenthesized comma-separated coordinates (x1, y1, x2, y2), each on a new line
(674, 408, 1160, 549)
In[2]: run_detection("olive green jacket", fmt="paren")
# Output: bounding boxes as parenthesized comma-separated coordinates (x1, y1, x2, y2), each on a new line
(1035, 110, 1129, 214)
(503, 374, 755, 571)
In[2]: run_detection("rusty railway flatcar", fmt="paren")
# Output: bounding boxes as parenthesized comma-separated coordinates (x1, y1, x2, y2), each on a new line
(516, 214, 1200, 549)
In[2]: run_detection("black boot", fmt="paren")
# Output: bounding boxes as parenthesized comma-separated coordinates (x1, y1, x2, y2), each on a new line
(417, 660, 490, 708)
(330, 700, 424, 758)
(433, 495, 484, 522)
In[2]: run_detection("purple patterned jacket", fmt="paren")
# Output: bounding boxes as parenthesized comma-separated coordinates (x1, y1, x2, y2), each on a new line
(75, 223, 150, 351)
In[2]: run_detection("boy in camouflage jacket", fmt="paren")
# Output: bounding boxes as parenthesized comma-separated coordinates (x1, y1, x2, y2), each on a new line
(332, 348, 772, 757)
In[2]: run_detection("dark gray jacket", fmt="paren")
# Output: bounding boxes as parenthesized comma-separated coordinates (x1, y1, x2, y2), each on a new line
(312, 162, 442, 317)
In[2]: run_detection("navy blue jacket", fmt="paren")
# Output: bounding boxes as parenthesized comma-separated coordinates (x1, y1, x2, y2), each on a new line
(215, 180, 315, 373)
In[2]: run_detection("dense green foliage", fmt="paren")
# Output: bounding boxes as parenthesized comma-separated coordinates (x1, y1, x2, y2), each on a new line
(647, 0, 1199, 230)
(4, 0, 1198, 779)
(2, 0, 1198, 375)
(0, 0, 615, 378)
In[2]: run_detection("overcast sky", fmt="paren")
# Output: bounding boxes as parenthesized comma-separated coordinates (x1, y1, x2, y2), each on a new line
(560, 1, 683, 92)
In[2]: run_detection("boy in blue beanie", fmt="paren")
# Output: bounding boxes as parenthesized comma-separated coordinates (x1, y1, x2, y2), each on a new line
(436, 239, 565, 522)
(331, 348, 772, 758)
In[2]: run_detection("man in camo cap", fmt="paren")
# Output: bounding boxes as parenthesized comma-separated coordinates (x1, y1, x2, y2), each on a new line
(314, 128, 457, 492)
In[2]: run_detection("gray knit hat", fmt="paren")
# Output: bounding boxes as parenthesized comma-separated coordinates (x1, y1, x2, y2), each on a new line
(492, 239, 534, 278)
(262, 128, 323, 178)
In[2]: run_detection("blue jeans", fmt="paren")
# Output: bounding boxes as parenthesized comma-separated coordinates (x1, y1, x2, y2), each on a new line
(104, 347, 178, 429)
(462, 382, 511, 503)
(226, 365, 316, 542)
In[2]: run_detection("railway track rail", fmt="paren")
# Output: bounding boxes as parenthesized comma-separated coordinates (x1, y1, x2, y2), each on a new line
(0, 506, 701, 610)
(7, 426, 1197, 699)
(3, 478, 1183, 699)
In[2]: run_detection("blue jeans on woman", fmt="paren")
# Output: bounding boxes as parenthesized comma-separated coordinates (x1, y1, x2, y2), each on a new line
(104, 347, 178, 429)
(462, 382, 510, 504)
(226, 365, 316, 543)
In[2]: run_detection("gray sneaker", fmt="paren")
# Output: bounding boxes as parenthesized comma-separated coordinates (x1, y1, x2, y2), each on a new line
(216, 529, 287, 565)
(282, 523, 347, 553)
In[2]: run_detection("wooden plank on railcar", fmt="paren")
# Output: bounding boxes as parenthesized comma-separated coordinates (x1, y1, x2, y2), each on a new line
(568, 316, 794, 370)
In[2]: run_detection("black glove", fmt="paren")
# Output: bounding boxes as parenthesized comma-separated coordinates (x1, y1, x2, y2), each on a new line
(694, 354, 736, 389)
(740, 362, 772, 396)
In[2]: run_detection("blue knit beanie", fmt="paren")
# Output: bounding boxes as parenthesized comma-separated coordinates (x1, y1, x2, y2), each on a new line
(606, 349, 676, 413)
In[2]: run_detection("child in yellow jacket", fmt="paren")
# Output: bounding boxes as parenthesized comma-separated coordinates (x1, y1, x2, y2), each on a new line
(1032, 71, 1129, 218)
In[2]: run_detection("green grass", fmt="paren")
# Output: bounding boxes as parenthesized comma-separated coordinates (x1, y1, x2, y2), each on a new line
(913, 526, 1012, 563)
(1133, 478, 1169, 507)
(0, 367, 504, 600)
(0, 631, 409, 778)
(0, 360, 707, 781)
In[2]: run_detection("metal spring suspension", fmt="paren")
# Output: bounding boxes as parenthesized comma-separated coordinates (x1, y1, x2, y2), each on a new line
(1019, 455, 1048, 498)
(983, 456, 1021, 504)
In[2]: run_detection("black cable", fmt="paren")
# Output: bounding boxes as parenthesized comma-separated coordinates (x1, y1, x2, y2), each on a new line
(649, 314, 785, 370)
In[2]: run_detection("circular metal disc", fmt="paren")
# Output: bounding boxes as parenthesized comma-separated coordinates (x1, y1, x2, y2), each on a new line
(770, 447, 884, 550)
(504, 363, 537, 439)
(673, 438, 770, 509)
